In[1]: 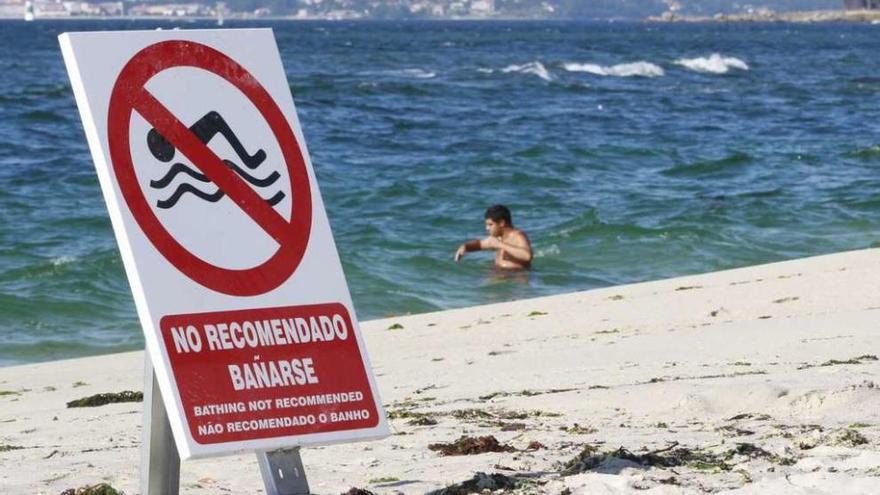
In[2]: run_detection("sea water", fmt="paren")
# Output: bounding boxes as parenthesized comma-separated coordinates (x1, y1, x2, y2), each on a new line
(1, 20, 879, 365)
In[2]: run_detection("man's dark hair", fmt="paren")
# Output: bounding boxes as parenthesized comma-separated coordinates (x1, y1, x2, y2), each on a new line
(484, 204, 512, 225)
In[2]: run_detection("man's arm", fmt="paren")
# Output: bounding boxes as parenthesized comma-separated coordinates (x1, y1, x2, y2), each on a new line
(487, 232, 533, 265)
(454, 239, 484, 262)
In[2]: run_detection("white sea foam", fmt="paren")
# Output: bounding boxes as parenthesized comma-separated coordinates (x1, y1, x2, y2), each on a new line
(501, 61, 553, 81)
(563, 61, 665, 78)
(534, 244, 561, 258)
(395, 68, 437, 79)
(51, 255, 75, 267)
(366, 68, 436, 79)
(675, 54, 749, 74)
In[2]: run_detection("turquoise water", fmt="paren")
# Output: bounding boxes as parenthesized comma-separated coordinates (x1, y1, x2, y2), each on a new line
(1, 20, 879, 365)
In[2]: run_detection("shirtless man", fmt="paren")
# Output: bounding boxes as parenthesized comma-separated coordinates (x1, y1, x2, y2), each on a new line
(454, 205, 533, 270)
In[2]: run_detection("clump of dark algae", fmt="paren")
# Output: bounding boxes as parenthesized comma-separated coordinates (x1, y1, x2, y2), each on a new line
(341, 488, 377, 495)
(559, 442, 735, 475)
(59, 483, 124, 495)
(66, 391, 143, 408)
(428, 435, 516, 456)
(427, 472, 519, 495)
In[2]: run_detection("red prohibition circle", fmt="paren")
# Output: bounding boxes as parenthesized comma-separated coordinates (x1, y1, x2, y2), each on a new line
(107, 40, 312, 297)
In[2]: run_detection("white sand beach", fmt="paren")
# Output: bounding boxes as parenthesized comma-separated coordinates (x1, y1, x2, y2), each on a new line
(1, 249, 879, 494)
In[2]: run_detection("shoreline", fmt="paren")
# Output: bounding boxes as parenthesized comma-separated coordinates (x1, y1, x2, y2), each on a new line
(2, 248, 879, 493)
(648, 9, 880, 24)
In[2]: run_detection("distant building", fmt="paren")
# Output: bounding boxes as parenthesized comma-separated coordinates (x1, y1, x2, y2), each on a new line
(843, 0, 880, 9)
(128, 2, 210, 17)
(471, 0, 494, 15)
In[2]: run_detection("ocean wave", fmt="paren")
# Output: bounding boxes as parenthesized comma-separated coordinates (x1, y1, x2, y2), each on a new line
(547, 210, 600, 239)
(661, 152, 753, 177)
(845, 145, 880, 159)
(353, 80, 432, 96)
(847, 77, 880, 94)
(19, 84, 70, 99)
(534, 244, 561, 258)
(675, 54, 749, 74)
(550, 218, 691, 242)
(563, 61, 664, 78)
(362, 68, 436, 79)
(389, 68, 437, 79)
(19, 109, 67, 122)
(51, 255, 76, 267)
(500, 61, 553, 81)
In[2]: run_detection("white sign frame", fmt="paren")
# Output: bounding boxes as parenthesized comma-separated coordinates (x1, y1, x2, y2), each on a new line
(59, 28, 388, 460)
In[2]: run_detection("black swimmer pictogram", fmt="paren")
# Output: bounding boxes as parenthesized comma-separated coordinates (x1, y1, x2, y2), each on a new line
(147, 111, 285, 209)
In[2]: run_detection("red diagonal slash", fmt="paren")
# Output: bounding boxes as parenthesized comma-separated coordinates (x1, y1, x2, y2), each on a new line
(131, 88, 294, 246)
(107, 39, 312, 296)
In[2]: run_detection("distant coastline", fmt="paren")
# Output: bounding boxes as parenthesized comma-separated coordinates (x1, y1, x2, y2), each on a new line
(0, 15, 598, 21)
(3, 10, 880, 23)
(647, 9, 880, 23)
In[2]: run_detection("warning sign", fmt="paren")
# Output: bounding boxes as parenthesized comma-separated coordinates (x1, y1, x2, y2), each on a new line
(161, 303, 378, 444)
(59, 29, 388, 459)
(106, 40, 311, 296)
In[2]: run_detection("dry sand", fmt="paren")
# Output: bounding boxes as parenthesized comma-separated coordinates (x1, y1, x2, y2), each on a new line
(1, 249, 879, 494)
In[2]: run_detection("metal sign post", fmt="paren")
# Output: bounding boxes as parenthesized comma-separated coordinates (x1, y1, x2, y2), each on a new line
(140, 355, 180, 495)
(141, 353, 311, 495)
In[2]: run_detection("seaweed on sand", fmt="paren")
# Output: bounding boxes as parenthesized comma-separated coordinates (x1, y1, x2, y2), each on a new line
(828, 428, 869, 447)
(450, 408, 495, 420)
(725, 443, 796, 466)
(408, 416, 438, 426)
(342, 489, 377, 495)
(797, 354, 878, 370)
(368, 476, 400, 483)
(66, 391, 143, 408)
(560, 441, 798, 476)
(558, 442, 733, 475)
(386, 408, 438, 427)
(59, 483, 124, 495)
(727, 413, 772, 421)
(561, 423, 597, 434)
(426, 472, 518, 495)
(428, 436, 516, 456)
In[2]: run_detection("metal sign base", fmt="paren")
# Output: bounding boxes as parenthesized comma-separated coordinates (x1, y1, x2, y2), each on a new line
(257, 448, 310, 495)
(140, 354, 311, 495)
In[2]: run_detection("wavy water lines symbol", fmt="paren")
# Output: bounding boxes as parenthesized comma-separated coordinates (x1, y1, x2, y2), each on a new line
(146, 110, 286, 210)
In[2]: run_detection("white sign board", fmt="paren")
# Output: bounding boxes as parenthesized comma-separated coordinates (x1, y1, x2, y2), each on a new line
(59, 29, 388, 459)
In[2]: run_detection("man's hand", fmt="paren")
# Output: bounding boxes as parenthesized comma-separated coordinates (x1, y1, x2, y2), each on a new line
(454, 244, 467, 262)
(455, 239, 484, 262)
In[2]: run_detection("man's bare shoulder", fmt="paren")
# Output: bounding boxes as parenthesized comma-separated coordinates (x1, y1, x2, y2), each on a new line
(506, 228, 531, 245)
